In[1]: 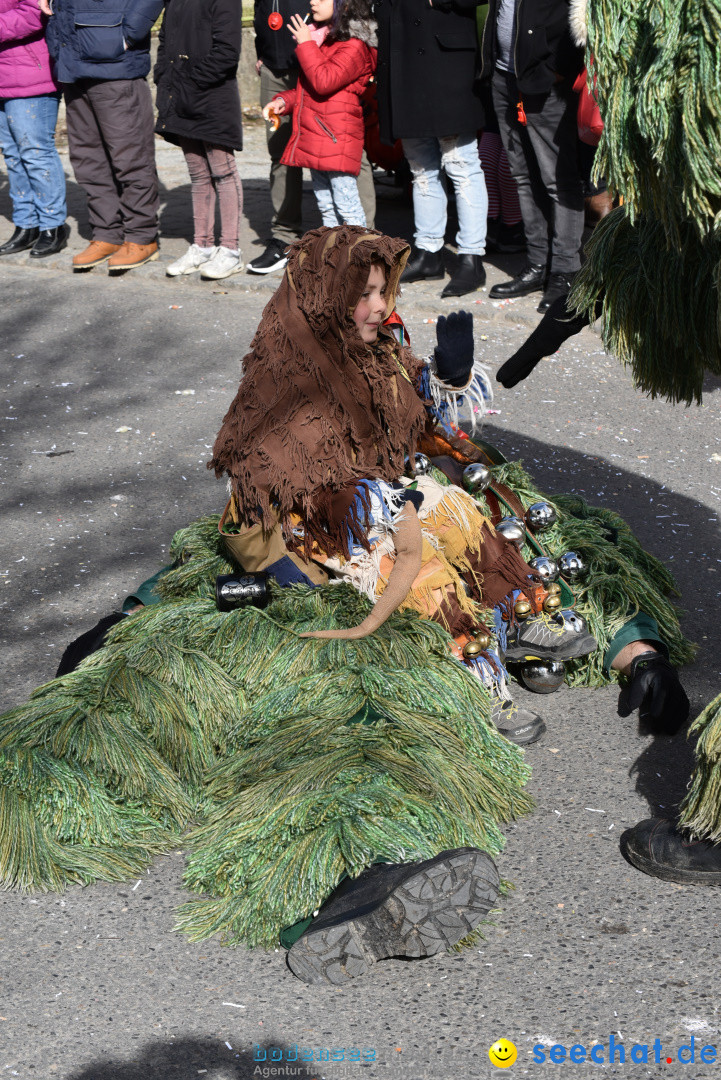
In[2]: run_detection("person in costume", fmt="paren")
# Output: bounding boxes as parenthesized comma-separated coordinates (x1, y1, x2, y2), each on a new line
(0, 227, 693, 986)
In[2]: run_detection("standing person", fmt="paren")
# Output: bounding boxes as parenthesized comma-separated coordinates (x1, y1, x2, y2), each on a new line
(374, 0, 489, 298)
(154, 0, 244, 280)
(39, 0, 163, 272)
(263, 0, 376, 229)
(0, 0, 67, 257)
(481, 0, 585, 312)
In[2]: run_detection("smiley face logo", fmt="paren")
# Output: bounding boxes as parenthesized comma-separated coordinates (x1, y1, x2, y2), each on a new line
(488, 1039, 518, 1068)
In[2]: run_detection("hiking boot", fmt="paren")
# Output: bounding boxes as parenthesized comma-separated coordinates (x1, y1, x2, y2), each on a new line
(166, 243, 217, 277)
(247, 238, 289, 274)
(287, 848, 500, 985)
(537, 272, 575, 314)
(441, 254, 486, 298)
(0, 225, 39, 255)
(489, 263, 545, 300)
(73, 240, 122, 269)
(200, 246, 244, 279)
(108, 241, 160, 271)
(30, 224, 68, 258)
(503, 611, 597, 662)
(400, 247, 445, 284)
(491, 699, 546, 745)
(620, 818, 721, 886)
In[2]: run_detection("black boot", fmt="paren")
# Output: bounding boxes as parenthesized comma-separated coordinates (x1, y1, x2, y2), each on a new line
(30, 224, 68, 259)
(55, 612, 128, 677)
(0, 226, 40, 255)
(400, 246, 445, 283)
(620, 818, 721, 885)
(441, 254, 486, 298)
(488, 263, 545, 299)
(287, 848, 500, 985)
(537, 271, 575, 314)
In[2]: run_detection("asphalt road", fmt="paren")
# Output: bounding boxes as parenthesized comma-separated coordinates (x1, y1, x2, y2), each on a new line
(2, 124, 721, 1080)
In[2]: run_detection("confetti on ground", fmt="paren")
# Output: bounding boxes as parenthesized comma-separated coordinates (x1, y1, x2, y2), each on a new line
(222, 1002, 245, 1008)
(115, 426, 131, 433)
(169, 305, 183, 309)
(131, 879, 142, 891)
(175, 389, 195, 395)
(585, 807, 606, 814)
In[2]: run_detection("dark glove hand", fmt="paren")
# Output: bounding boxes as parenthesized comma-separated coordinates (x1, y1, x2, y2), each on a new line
(434, 310, 474, 387)
(617, 651, 690, 735)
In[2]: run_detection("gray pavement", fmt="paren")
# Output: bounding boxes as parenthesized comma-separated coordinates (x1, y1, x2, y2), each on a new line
(1, 121, 721, 1080)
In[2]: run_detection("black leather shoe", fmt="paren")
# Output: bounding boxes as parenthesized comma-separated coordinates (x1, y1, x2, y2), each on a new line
(30, 224, 68, 259)
(537, 271, 575, 313)
(488, 262, 544, 299)
(441, 253, 486, 298)
(287, 848, 500, 984)
(400, 247, 445, 283)
(620, 818, 721, 885)
(0, 225, 39, 255)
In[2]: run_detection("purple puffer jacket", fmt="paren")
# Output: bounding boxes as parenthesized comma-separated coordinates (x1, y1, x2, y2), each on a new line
(0, 0, 58, 98)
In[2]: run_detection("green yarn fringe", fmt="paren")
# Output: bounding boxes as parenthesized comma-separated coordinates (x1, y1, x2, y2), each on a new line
(0, 515, 532, 948)
(488, 462, 695, 685)
(678, 692, 721, 843)
(569, 0, 721, 404)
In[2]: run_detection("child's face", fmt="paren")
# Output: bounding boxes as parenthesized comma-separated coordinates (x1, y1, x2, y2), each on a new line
(352, 264, 388, 344)
(309, 0, 334, 23)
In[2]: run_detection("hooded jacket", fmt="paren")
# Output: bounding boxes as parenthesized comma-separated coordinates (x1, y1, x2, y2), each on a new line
(279, 20, 377, 176)
(45, 0, 162, 84)
(0, 0, 58, 98)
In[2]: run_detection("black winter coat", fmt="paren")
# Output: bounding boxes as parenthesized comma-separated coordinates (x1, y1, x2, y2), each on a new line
(374, 0, 484, 143)
(154, 0, 242, 151)
(479, 0, 584, 95)
(253, 0, 308, 73)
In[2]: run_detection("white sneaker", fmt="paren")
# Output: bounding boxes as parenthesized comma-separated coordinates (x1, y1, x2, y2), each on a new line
(200, 246, 245, 280)
(166, 243, 217, 277)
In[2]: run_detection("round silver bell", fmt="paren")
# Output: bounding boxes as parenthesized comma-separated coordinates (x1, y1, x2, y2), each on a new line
(525, 501, 558, 533)
(495, 517, 525, 548)
(552, 608, 590, 635)
(404, 452, 431, 477)
(558, 551, 586, 580)
(528, 555, 560, 583)
(461, 462, 492, 495)
(518, 659, 566, 694)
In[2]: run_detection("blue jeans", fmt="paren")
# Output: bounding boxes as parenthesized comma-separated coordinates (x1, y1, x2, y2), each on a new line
(0, 93, 67, 229)
(310, 170, 366, 227)
(402, 133, 488, 255)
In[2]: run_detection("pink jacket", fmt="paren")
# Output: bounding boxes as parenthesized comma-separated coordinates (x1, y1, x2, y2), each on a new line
(0, 0, 58, 99)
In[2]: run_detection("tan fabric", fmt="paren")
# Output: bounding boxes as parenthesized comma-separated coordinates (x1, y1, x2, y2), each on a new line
(219, 500, 329, 584)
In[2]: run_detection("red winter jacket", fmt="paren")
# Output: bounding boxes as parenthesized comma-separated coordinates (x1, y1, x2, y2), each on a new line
(279, 31, 376, 176)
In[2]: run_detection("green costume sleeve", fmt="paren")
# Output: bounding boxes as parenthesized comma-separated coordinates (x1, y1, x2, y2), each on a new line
(603, 613, 669, 675)
(122, 565, 173, 612)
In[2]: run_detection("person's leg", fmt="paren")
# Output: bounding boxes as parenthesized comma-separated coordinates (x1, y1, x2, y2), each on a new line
(87, 78, 159, 244)
(5, 94, 67, 229)
(356, 149, 376, 229)
(204, 144, 243, 251)
(179, 138, 216, 247)
(0, 99, 38, 228)
(401, 136, 446, 253)
(478, 130, 501, 220)
(326, 172, 366, 227)
(439, 132, 487, 255)
(261, 66, 303, 243)
(492, 69, 550, 269)
(498, 147, 522, 226)
(523, 84, 584, 275)
(65, 81, 124, 244)
(310, 170, 339, 227)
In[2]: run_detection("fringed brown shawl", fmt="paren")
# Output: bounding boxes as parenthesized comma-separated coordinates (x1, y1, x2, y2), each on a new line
(209, 226, 429, 557)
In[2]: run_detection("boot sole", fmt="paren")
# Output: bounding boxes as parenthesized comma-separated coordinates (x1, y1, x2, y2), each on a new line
(504, 633, 597, 663)
(620, 832, 721, 886)
(73, 253, 118, 269)
(287, 849, 499, 985)
(497, 718, 546, 746)
(108, 251, 160, 271)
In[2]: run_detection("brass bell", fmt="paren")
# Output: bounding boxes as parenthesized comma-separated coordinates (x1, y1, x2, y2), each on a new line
(514, 599, 532, 620)
(543, 593, 562, 613)
(546, 582, 561, 596)
(474, 631, 492, 651)
(463, 639, 484, 659)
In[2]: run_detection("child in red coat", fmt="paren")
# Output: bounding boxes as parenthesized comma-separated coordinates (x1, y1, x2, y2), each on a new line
(262, 0, 376, 226)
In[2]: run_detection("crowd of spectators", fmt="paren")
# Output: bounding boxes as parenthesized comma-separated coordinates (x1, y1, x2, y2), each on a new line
(0, 0, 607, 307)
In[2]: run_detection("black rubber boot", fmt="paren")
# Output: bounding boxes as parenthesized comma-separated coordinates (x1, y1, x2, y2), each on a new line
(441, 254, 486, 298)
(287, 848, 500, 985)
(400, 247, 445, 283)
(620, 818, 721, 886)
(0, 226, 39, 255)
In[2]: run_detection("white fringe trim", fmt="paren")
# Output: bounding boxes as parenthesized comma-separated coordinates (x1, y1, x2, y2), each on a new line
(428, 359, 494, 434)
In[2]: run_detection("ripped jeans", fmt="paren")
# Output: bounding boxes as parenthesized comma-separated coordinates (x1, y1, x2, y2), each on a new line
(402, 133, 488, 255)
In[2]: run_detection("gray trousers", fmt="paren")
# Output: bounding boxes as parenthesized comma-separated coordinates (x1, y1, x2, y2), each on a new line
(260, 65, 375, 241)
(64, 77, 159, 245)
(492, 69, 584, 274)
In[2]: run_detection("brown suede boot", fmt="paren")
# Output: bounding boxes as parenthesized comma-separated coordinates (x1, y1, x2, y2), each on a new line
(108, 241, 160, 271)
(72, 240, 122, 269)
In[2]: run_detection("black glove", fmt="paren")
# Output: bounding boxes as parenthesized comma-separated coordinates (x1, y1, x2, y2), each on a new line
(434, 310, 474, 387)
(55, 612, 128, 678)
(617, 651, 690, 735)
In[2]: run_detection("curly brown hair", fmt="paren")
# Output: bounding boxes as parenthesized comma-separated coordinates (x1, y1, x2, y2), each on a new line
(327, 0, 375, 42)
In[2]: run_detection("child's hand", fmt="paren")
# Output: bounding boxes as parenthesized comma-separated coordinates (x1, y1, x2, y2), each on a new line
(288, 13, 312, 43)
(262, 98, 286, 121)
